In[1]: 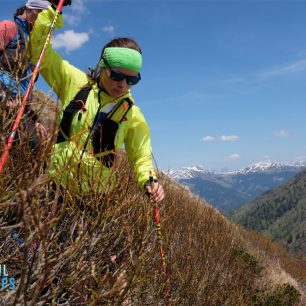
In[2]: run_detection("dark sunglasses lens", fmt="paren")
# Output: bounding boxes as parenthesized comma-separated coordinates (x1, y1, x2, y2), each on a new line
(109, 68, 141, 85)
(110, 69, 125, 81)
(126, 74, 141, 85)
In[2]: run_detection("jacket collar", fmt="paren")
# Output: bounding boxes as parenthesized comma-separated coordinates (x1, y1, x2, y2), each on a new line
(14, 16, 30, 34)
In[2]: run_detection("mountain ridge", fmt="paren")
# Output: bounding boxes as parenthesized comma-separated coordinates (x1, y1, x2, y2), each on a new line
(165, 160, 306, 179)
(165, 160, 306, 212)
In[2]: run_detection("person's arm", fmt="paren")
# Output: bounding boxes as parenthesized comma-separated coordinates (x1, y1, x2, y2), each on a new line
(125, 107, 156, 185)
(29, 7, 87, 106)
(125, 107, 165, 202)
(0, 20, 17, 51)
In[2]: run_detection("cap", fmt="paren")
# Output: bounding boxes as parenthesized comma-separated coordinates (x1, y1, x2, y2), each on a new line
(25, 0, 51, 10)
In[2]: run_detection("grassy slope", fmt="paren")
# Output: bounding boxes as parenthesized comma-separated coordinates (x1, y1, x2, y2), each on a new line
(0, 90, 305, 305)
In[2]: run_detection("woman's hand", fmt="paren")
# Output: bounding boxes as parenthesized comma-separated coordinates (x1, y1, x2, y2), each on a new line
(145, 181, 165, 203)
(35, 122, 48, 142)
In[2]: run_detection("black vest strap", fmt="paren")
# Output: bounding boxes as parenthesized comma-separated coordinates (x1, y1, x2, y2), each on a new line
(92, 97, 133, 167)
(56, 87, 92, 144)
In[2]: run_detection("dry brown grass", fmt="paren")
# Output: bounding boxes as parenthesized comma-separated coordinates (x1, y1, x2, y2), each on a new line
(0, 91, 305, 305)
(239, 228, 306, 305)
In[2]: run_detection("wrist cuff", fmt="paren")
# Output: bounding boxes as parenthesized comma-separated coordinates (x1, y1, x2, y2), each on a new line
(144, 179, 158, 189)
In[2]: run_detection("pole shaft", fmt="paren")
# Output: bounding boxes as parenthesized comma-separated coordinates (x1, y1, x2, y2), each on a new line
(153, 206, 171, 306)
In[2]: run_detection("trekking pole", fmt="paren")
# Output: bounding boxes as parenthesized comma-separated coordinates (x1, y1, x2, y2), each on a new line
(149, 173, 171, 306)
(0, 0, 66, 174)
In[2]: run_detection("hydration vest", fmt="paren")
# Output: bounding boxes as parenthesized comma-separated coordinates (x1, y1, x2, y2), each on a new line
(56, 87, 133, 168)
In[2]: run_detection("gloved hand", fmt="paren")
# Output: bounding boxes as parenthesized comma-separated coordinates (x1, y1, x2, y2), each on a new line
(50, 0, 72, 6)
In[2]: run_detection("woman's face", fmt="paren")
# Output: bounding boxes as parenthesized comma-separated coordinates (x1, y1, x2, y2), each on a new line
(24, 9, 43, 27)
(99, 67, 138, 99)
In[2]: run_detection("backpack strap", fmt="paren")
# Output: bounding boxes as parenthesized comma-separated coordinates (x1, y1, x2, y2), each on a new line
(14, 20, 26, 50)
(56, 86, 92, 144)
(108, 96, 133, 122)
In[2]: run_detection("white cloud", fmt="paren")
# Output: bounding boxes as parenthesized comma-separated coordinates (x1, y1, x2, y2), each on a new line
(65, 0, 88, 25)
(202, 136, 215, 142)
(201, 135, 240, 142)
(220, 135, 240, 142)
(64, 15, 80, 26)
(71, 0, 87, 14)
(227, 154, 240, 160)
(53, 30, 89, 52)
(102, 25, 115, 37)
(260, 59, 306, 78)
(294, 155, 306, 162)
(262, 155, 273, 160)
(273, 130, 290, 137)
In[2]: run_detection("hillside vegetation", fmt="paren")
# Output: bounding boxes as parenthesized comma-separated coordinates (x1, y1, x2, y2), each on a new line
(0, 90, 305, 305)
(229, 170, 306, 256)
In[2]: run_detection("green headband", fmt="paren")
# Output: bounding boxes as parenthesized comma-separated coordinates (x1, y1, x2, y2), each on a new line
(98, 47, 142, 73)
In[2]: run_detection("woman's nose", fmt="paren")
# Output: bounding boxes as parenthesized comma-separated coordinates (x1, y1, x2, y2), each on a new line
(117, 79, 128, 87)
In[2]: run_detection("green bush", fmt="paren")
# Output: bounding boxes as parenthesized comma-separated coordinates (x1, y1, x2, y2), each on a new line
(253, 283, 301, 306)
(235, 246, 262, 275)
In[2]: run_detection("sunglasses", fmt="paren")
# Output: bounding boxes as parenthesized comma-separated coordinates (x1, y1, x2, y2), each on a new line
(102, 57, 141, 85)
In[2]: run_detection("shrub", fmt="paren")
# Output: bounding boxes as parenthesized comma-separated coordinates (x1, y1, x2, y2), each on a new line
(253, 283, 301, 306)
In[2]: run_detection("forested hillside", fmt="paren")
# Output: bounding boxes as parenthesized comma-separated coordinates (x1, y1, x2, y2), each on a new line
(229, 170, 306, 256)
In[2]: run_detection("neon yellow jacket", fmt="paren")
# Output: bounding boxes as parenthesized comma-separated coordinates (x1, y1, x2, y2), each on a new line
(30, 8, 156, 191)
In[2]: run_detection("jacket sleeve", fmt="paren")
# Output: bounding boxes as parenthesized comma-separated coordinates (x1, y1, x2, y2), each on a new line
(29, 7, 87, 106)
(125, 107, 157, 189)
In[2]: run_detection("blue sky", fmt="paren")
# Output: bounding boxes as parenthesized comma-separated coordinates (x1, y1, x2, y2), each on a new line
(2, 0, 306, 170)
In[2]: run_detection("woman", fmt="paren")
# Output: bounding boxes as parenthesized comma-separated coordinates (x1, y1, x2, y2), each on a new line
(30, 6, 164, 202)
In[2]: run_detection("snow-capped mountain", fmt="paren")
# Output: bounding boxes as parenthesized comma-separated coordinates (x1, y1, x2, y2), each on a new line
(165, 161, 306, 212)
(235, 160, 306, 174)
(166, 160, 306, 178)
(166, 165, 212, 180)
